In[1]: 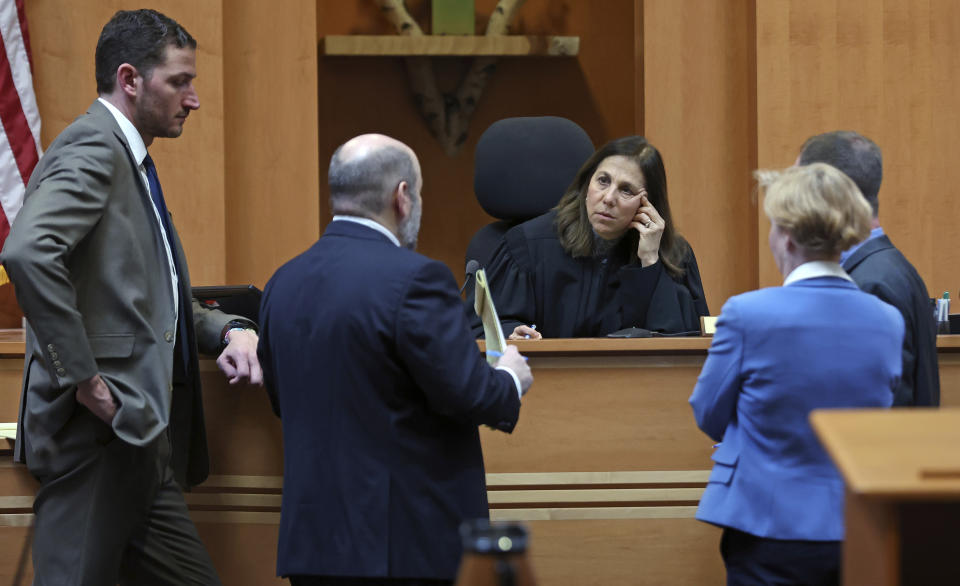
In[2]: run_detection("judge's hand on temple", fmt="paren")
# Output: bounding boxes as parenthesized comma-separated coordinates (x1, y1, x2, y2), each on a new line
(631, 193, 664, 267)
(495, 345, 534, 396)
(217, 329, 264, 386)
(508, 324, 542, 340)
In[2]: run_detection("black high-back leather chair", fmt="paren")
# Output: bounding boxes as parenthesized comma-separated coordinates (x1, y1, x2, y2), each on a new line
(466, 116, 594, 270)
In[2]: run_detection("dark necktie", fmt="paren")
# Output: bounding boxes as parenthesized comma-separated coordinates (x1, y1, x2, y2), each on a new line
(143, 154, 193, 372)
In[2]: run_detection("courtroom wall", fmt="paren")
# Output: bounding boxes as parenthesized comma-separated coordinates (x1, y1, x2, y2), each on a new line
(5, 0, 319, 328)
(316, 0, 641, 278)
(9, 1, 958, 328)
(647, 0, 960, 304)
(25, 1, 229, 282)
(643, 0, 758, 312)
(755, 0, 960, 292)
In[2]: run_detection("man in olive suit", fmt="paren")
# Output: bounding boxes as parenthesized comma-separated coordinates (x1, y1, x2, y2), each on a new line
(2, 10, 261, 585)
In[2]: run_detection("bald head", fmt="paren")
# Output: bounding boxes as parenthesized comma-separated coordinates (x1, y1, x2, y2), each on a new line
(337, 133, 416, 164)
(329, 134, 421, 218)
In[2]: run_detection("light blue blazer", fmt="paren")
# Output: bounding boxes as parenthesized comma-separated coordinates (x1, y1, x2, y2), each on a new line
(690, 276, 903, 541)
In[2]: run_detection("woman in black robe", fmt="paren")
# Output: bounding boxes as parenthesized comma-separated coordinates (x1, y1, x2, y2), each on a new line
(474, 136, 709, 339)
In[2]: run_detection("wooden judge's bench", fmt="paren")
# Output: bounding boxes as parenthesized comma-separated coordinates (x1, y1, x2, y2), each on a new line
(0, 332, 959, 585)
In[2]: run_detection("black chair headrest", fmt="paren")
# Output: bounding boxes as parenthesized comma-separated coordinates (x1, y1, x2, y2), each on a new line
(473, 116, 594, 221)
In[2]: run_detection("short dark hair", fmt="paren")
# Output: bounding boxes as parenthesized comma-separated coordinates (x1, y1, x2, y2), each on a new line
(798, 130, 882, 216)
(552, 136, 690, 277)
(95, 9, 196, 94)
(328, 144, 418, 218)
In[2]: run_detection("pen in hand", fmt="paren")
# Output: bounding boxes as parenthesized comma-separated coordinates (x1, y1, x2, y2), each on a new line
(509, 323, 540, 341)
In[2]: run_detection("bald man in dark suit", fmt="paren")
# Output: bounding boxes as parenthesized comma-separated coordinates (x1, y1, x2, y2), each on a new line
(258, 134, 533, 585)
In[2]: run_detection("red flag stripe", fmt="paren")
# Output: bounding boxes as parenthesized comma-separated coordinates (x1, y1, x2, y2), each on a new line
(0, 204, 9, 245)
(0, 25, 36, 186)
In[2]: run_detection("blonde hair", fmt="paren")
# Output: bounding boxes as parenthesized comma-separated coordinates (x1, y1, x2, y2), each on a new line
(757, 163, 872, 257)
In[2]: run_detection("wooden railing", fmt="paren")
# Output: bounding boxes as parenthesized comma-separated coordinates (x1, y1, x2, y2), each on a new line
(1, 333, 959, 584)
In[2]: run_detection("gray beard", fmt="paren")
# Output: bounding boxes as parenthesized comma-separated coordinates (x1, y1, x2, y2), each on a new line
(399, 201, 422, 250)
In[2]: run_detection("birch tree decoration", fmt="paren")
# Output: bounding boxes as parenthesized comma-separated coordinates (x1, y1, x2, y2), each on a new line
(373, 0, 527, 156)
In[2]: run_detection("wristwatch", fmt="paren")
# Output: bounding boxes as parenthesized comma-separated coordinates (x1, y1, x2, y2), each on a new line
(220, 319, 258, 350)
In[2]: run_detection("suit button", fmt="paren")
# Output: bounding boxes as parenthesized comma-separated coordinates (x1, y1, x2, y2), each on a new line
(53, 360, 62, 368)
(164, 331, 174, 342)
(56, 368, 66, 376)
(47, 344, 55, 352)
(50, 352, 59, 360)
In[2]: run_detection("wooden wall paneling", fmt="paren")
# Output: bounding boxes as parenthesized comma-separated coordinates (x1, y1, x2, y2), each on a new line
(634, 0, 644, 135)
(755, 0, 885, 287)
(521, 519, 724, 586)
(0, 526, 32, 585)
(23, 0, 323, 293)
(755, 0, 816, 287)
(199, 367, 283, 478)
(151, 3, 227, 286)
(881, 1, 960, 299)
(0, 287, 21, 329)
(479, 356, 714, 473)
(316, 0, 638, 277)
(755, 1, 960, 294)
(4, 343, 960, 582)
(222, 0, 320, 288)
(642, 0, 758, 313)
(195, 523, 285, 585)
(937, 354, 960, 408)
(880, 1, 936, 293)
(0, 358, 23, 422)
(10, 0, 226, 329)
(23, 2, 228, 286)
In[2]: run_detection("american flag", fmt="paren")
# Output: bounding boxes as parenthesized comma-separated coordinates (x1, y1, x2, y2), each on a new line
(0, 0, 41, 285)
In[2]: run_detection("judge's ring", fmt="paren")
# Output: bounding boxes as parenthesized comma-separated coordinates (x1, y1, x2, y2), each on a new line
(644, 221, 652, 228)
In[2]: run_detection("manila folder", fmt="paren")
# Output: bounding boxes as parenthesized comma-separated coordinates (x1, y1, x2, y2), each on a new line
(473, 268, 506, 365)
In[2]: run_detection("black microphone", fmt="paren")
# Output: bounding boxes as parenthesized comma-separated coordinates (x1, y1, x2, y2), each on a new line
(459, 259, 480, 296)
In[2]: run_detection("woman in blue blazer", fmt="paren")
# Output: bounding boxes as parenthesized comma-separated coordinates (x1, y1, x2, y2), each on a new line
(689, 163, 904, 585)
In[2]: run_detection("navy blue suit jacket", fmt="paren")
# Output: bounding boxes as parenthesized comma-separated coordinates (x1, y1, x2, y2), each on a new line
(842, 235, 939, 406)
(690, 276, 902, 541)
(258, 220, 521, 580)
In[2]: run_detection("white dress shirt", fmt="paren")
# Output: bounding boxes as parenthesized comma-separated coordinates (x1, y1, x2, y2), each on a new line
(98, 97, 179, 319)
(783, 260, 853, 286)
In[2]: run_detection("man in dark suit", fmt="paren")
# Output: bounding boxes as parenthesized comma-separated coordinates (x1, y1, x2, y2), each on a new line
(2, 10, 261, 584)
(799, 130, 939, 406)
(258, 133, 534, 586)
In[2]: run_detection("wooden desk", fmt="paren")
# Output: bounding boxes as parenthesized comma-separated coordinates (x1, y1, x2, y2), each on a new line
(479, 338, 722, 585)
(0, 332, 959, 584)
(812, 409, 960, 586)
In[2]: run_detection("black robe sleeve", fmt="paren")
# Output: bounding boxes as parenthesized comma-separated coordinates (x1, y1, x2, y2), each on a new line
(467, 213, 710, 337)
(466, 231, 534, 338)
(617, 245, 709, 333)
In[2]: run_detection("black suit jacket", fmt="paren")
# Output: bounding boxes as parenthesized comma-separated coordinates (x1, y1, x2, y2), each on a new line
(842, 234, 939, 406)
(258, 220, 521, 580)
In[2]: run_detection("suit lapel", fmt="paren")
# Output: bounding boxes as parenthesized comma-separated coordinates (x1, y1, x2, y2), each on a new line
(842, 235, 893, 273)
(89, 101, 178, 298)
